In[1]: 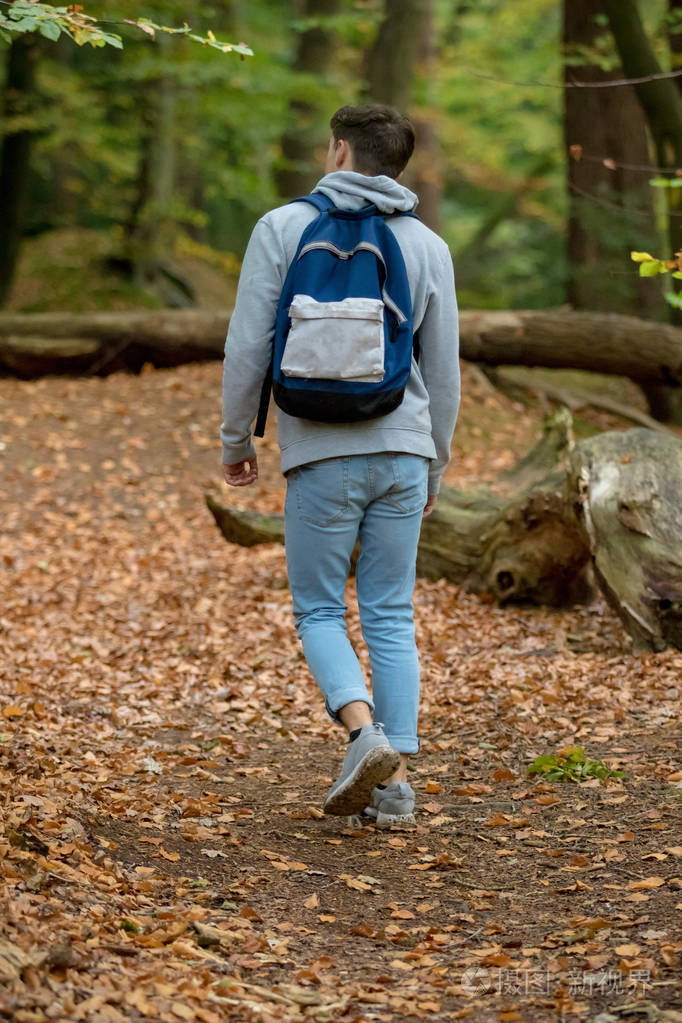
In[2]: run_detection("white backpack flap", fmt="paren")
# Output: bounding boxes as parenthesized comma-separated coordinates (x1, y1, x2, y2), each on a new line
(281, 294, 385, 382)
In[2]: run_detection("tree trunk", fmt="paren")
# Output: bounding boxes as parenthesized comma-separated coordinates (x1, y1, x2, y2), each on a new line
(206, 415, 682, 651)
(1, 308, 682, 386)
(124, 34, 191, 305)
(605, 0, 682, 421)
(563, 0, 662, 318)
(406, 0, 441, 232)
(0, 35, 42, 307)
(274, 0, 340, 200)
(363, 0, 428, 110)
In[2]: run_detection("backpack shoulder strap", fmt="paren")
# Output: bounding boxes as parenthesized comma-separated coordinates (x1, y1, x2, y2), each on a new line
(385, 208, 421, 222)
(289, 192, 336, 214)
(255, 193, 334, 438)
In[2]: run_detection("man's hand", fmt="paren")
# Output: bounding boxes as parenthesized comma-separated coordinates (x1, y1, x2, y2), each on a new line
(423, 495, 437, 518)
(223, 457, 258, 487)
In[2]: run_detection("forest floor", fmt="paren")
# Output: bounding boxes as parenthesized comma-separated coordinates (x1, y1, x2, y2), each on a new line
(0, 361, 680, 1023)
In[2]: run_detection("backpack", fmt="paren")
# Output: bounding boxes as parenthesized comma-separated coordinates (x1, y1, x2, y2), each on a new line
(254, 192, 418, 437)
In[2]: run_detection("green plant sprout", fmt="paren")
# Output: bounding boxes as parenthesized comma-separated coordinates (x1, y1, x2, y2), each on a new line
(527, 745, 623, 782)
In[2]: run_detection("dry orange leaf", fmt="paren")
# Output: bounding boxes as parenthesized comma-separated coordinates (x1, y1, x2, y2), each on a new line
(614, 943, 641, 956)
(2, 705, 23, 718)
(318, 914, 335, 923)
(485, 813, 509, 827)
(628, 876, 665, 890)
(159, 847, 180, 862)
(482, 953, 511, 967)
(343, 876, 372, 891)
(422, 801, 444, 814)
(391, 909, 415, 919)
(424, 781, 444, 794)
(303, 893, 319, 909)
(171, 1002, 195, 1020)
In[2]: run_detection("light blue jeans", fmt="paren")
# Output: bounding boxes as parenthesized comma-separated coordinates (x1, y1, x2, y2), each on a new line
(284, 452, 429, 754)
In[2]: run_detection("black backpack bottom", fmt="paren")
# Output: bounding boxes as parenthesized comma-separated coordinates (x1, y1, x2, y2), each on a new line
(272, 382, 406, 425)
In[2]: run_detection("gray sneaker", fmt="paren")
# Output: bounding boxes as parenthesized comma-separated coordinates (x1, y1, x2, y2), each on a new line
(323, 724, 400, 816)
(364, 781, 416, 827)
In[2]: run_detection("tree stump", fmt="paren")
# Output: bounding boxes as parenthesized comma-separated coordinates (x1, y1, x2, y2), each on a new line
(569, 428, 682, 651)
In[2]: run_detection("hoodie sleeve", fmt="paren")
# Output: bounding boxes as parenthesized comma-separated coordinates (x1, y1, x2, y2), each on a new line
(220, 216, 287, 466)
(418, 246, 460, 495)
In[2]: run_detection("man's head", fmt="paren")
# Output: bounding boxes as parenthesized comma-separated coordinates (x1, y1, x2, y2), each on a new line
(326, 104, 415, 179)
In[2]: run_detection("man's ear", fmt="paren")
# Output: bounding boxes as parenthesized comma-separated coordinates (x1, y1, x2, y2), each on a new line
(335, 138, 353, 169)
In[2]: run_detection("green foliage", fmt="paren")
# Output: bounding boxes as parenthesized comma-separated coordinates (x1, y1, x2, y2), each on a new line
(429, 0, 566, 309)
(631, 250, 682, 310)
(0, 1, 123, 47)
(527, 746, 623, 783)
(650, 177, 682, 189)
(0, 2, 252, 54)
(6, 0, 671, 314)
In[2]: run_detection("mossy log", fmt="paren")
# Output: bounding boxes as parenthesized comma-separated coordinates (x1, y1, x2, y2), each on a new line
(206, 414, 682, 651)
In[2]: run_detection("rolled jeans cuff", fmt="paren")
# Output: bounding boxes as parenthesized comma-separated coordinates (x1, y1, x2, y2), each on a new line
(384, 732, 420, 755)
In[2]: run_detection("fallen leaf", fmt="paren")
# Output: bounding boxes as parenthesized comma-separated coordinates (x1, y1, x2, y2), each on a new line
(2, 706, 23, 718)
(424, 781, 445, 794)
(422, 801, 444, 814)
(628, 876, 666, 890)
(614, 943, 641, 956)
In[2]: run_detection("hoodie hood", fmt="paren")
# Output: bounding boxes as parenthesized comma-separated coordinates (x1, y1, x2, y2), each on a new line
(313, 171, 418, 214)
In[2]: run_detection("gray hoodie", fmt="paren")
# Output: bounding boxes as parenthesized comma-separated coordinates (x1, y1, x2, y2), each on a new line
(221, 171, 460, 495)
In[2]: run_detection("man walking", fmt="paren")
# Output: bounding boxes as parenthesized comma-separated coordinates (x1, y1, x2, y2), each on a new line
(221, 104, 459, 825)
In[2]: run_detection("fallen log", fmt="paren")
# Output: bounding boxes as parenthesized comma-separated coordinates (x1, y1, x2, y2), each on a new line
(0, 310, 227, 375)
(205, 415, 682, 651)
(1, 308, 681, 387)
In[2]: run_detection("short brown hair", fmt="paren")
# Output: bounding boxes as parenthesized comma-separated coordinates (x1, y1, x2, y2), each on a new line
(330, 104, 415, 178)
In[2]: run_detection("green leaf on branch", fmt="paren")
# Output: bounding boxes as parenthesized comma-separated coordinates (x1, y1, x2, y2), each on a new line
(664, 291, 682, 309)
(0, 4, 251, 55)
(39, 20, 61, 41)
(639, 260, 669, 277)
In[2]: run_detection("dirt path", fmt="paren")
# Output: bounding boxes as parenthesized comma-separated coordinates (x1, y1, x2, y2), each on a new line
(0, 364, 680, 1023)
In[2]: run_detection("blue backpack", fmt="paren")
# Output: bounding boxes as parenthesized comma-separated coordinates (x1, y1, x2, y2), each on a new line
(254, 192, 418, 437)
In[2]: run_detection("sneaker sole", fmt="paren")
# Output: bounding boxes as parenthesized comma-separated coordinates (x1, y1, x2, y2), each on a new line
(375, 810, 416, 828)
(323, 747, 400, 816)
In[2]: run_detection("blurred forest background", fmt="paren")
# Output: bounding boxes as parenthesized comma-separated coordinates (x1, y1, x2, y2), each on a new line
(2, 0, 682, 322)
